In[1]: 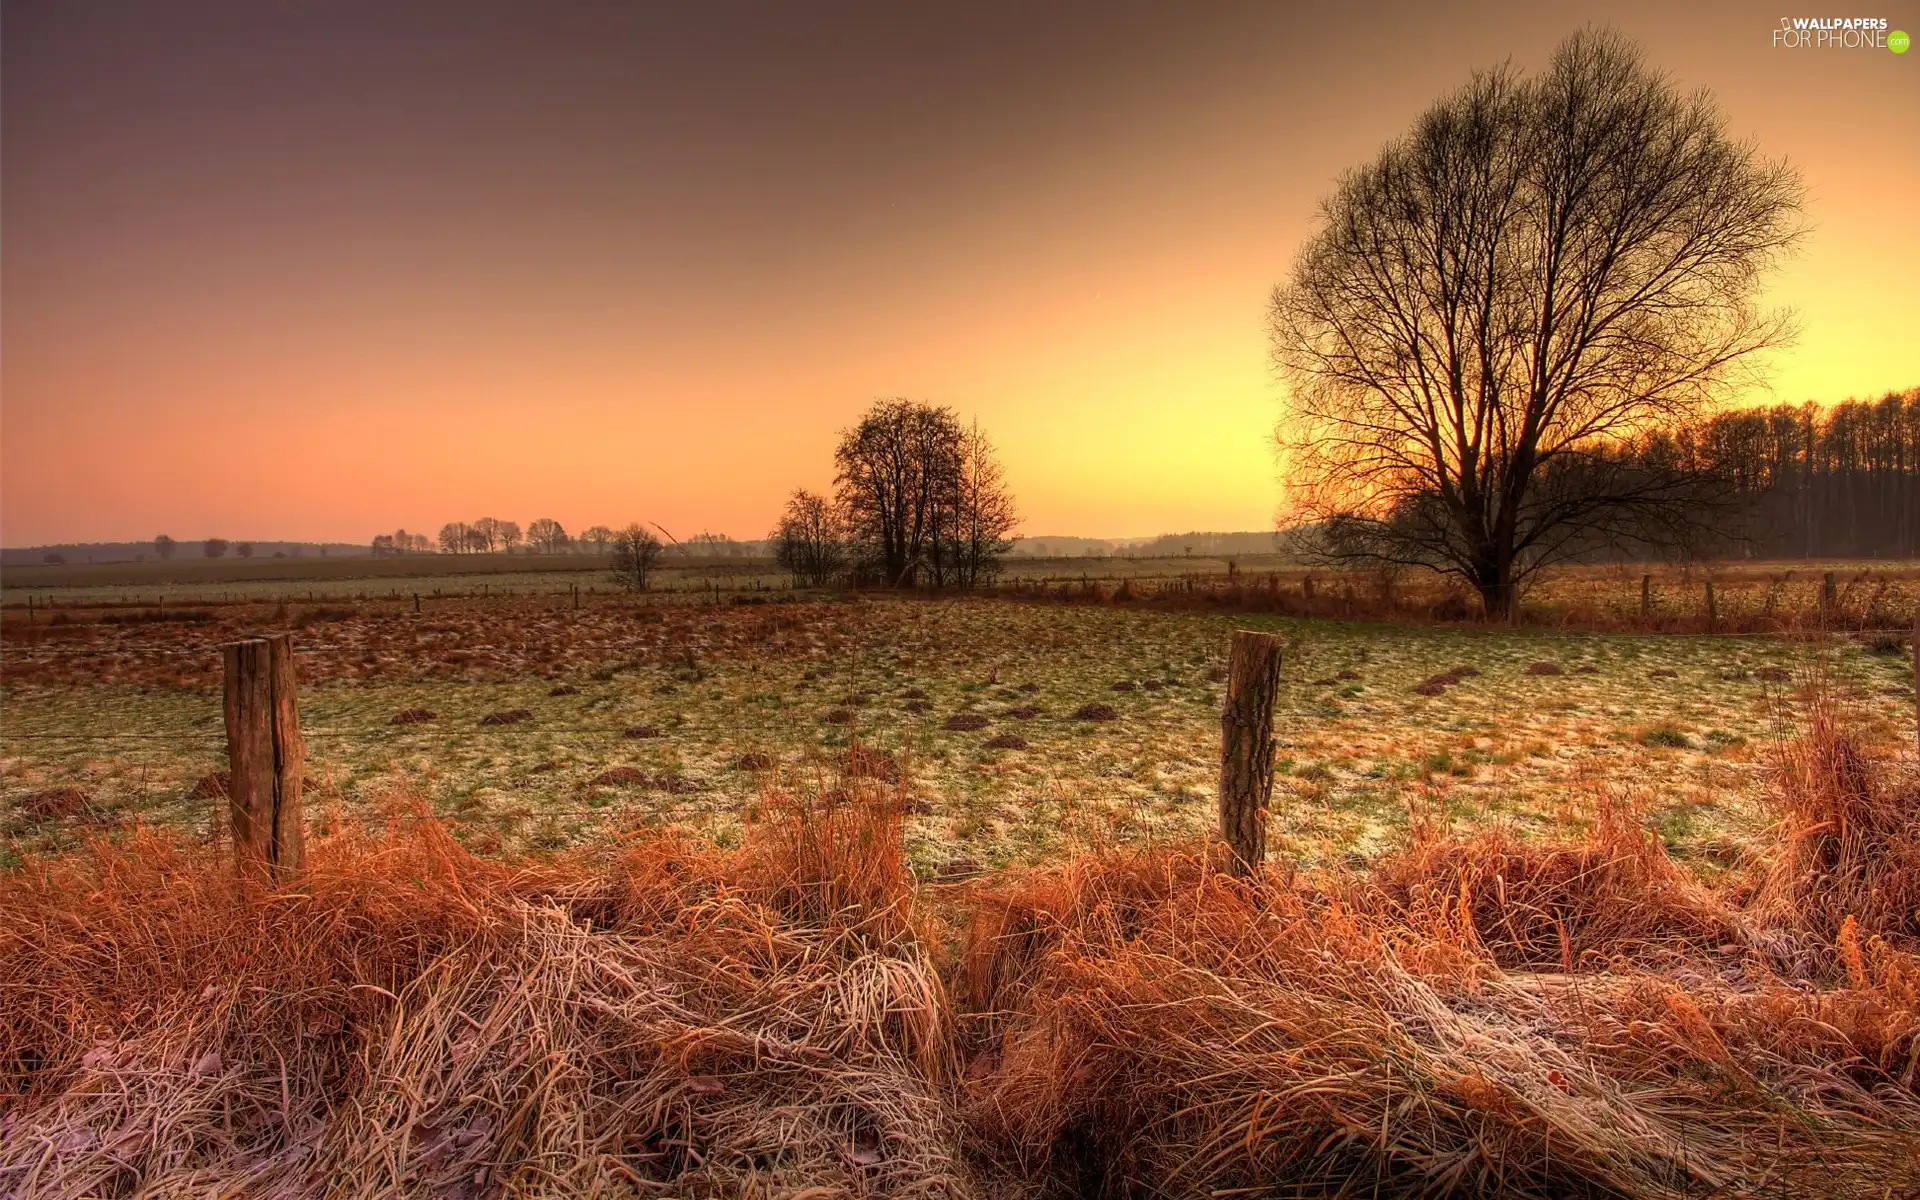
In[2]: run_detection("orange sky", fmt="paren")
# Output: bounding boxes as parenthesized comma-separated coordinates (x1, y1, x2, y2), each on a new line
(4, 1, 1916, 546)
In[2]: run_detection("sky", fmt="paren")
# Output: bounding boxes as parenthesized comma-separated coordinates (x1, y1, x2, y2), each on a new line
(4, 1, 1916, 547)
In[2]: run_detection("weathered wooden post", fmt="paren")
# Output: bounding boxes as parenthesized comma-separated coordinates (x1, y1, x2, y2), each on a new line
(222, 634, 305, 880)
(1821, 572, 1838, 625)
(1219, 629, 1283, 878)
(1640, 574, 1653, 620)
(1704, 580, 1718, 630)
(413, 591, 421, 613)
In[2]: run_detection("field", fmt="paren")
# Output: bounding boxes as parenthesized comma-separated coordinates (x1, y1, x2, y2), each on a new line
(3, 585, 1915, 875)
(6, 575, 1920, 1195)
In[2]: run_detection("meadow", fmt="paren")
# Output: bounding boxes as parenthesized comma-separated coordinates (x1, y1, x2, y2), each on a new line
(2, 583, 1914, 876)
(6, 573, 1920, 1195)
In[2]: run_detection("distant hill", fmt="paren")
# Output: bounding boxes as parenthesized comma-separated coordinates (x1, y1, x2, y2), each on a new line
(1119, 531, 1286, 558)
(1, 541, 371, 568)
(1009, 532, 1286, 558)
(1007, 536, 1126, 557)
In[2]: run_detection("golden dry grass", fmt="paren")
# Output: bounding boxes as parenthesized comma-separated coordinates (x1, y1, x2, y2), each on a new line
(5, 712, 1920, 1197)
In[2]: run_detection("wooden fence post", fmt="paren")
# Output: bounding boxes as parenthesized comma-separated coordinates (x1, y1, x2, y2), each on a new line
(1913, 610, 1919, 756)
(1821, 572, 1838, 624)
(1219, 629, 1284, 878)
(1640, 574, 1652, 620)
(222, 634, 305, 880)
(413, 591, 420, 613)
(1704, 580, 1718, 630)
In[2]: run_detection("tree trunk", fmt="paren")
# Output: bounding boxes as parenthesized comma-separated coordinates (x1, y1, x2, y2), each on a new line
(1219, 630, 1284, 878)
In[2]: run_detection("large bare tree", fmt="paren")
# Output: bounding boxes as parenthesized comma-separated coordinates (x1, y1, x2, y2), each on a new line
(835, 399, 964, 587)
(833, 400, 1016, 588)
(1271, 29, 1802, 618)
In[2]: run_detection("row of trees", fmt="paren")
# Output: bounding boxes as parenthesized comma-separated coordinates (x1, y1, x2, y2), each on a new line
(771, 399, 1017, 589)
(1687, 392, 1920, 559)
(421, 519, 617, 556)
(152, 534, 255, 560)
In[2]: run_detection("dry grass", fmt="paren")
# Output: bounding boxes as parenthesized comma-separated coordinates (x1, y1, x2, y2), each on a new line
(6, 717, 1920, 1196)
(1751, 688, 1920, 951)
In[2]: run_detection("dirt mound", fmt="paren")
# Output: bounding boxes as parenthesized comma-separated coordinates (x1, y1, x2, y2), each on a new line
(1525, 660, 1565, 676)
(943, 713, 991, 732)
(479, 709, 533, 726)
(622, 725, 661, 739)
(1110, 680, 1137, 692)
(845, 745, 900, 782)
(189, 772, 231, 800)
(1003, 705, 1040, 720)
(734, 753, 777, 771)
(589, 767, 652, 787)
(983, 734, 1028, 751)
(1414, 664, 1482, 696)
(19, 787, 92, 819)
(547, 684, 579, 696)
(389, 708, 437, 725)
(1071, 703, 1118, 722)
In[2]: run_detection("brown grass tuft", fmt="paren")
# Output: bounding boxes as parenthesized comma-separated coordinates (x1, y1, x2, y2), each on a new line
(1751, 692, 1920, 949)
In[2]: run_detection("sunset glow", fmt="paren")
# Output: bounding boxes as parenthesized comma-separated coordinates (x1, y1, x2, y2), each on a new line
(4, 1, 1915, 546)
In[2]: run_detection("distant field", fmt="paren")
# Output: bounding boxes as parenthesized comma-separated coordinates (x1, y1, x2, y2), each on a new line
(0, 551, 1306, 605)
(4, 592, 1913, 873)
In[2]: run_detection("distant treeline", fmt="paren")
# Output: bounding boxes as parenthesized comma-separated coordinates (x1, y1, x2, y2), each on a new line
(1688, 390, 1918, 559)
(0, 541, 368, 568)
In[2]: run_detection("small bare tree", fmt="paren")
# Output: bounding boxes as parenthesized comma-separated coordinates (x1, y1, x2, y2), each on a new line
(498, 520, 523, 553)
(946, 419, 1018, 588)
(236, 542, 254, 559)
(1270, 29, 1802, 618)
(526, 518, 569, 554)
(203, 537, 230, 559)
(154, 534, 176, 560)
(608, 524, 664, 591)
(470, 517, 502, 552)
(437, 522, 470, 554)
(580, 525, 615, 554)
(772, 489, 847, 587)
